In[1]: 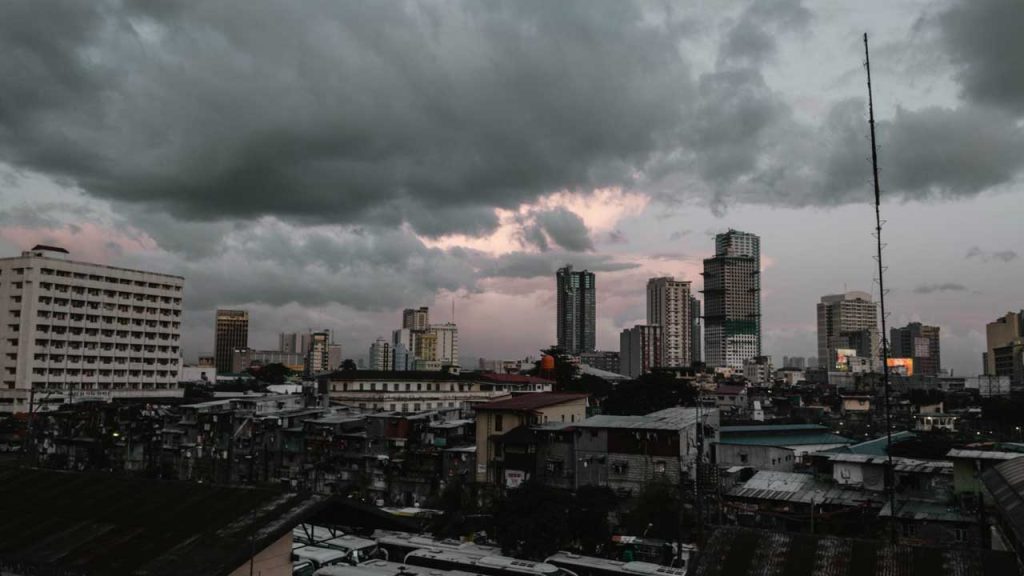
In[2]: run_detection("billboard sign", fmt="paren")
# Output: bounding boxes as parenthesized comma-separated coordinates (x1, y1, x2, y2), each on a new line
(835, 348, 858, 371)
(887, 357, 914, 376)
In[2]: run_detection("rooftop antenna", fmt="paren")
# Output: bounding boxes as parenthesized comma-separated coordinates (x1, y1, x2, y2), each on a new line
(451, 296, 456, 324)
(864, 32, 896, 544)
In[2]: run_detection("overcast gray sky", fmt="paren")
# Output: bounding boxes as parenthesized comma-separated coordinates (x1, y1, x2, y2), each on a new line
(0, 0, 1021, 375)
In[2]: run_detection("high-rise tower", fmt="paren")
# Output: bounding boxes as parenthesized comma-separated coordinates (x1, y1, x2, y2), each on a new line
(646, 277, 692, 367)
(702, 230, 760, 369)
(215, 309, 249, 373)
(816, 291, 879, 370)
(556, 265, 596, 355)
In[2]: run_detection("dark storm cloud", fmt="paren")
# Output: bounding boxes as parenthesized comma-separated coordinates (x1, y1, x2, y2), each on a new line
(912, 283, 967, 295)
(939, 0, 1024, 115)
(532, 207, 594, 252)
(469, 250, 638, 279)
(966, 246, 1019, 263)
(720, 0, 811, 65)
(0, 0, 690, 237)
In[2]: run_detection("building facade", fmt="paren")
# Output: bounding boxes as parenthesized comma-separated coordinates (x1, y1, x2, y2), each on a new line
(619, 325, 663, 379)
(305, 331, 341, 376)
(556, 265, 596, 355)
(703, 230, 761, 369)
(816, 291, 879, 370)
(891, 322, 941, 377)
(369, 337, 393, 371)
(215, 309, 249, 373)
(403, 307, 430, 331)
(646, 277, 692, 368)
(690, 295, 702, 365)
(985, 311, 1023, 390)
(429, 323, 459, 368)
(0, 245, 185, 413)
(579, 351, 621, 375)
(231, 349, 306, 373)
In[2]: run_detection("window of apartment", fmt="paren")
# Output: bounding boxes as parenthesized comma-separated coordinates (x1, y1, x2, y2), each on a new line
(654, 461, 666, 474)
(494, 414, 503, 432)
(612, 462, 628, 474)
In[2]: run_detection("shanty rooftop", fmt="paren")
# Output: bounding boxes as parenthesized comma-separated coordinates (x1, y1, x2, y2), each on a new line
(574, 407, 709, 430)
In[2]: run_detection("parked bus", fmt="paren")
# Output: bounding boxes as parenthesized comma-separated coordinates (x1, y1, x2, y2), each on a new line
(403, 549, 577, 576)
(293, 536, 382, 568)
(544, 553, 688, 576)
(373, 530, 500, 562)
(314, 559, 482, 576)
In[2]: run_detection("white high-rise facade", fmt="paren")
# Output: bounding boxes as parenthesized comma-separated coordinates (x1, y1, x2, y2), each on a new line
(647, 277, 692, 368)
(429, 323, 459, 367)
(0, 245, 185, 413)
(369, 337, 393, 371)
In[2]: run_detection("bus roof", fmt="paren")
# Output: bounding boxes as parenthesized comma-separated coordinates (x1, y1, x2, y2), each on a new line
(294, 546, 349, 563)
(545, 553, 687, 575)
(374, 530, 499, 557)
(315, 560, 484, 576)
(406, 550, 561, 576)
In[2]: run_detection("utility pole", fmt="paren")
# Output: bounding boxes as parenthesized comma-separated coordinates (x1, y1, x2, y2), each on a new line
(864, 32, 897, 545)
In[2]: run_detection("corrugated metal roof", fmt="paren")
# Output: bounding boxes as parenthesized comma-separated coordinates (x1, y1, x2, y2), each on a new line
(575, 407, 708, 430)
(728, 471, 886, 507)
(828, 453, 952, 474)
(721, 424, 829, 433)
(947, 448, 1024, 461)
(718, 433, 852, 447)
(824, 431, 916, 456)
(878, 500, 971, 523)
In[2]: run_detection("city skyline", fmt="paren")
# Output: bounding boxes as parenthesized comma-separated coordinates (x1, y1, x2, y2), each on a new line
(0, 1, 1021, 376)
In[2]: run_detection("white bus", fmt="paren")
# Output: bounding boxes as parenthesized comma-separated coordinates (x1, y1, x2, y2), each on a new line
(372, 530, 500, 562)
(544, 553, 688, 576)
(403, 550, 577, 576)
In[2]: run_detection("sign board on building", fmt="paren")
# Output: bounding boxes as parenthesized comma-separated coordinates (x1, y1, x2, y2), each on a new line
(887, 357, 914, 376)
(504, 469, 527, 489)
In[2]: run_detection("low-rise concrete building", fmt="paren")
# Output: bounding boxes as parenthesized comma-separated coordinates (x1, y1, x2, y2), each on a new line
(474, 392, 589, 483)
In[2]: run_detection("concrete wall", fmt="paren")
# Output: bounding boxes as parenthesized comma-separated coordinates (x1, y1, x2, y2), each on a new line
(228, 533, 293, 576)
(716, 444, 795, 471)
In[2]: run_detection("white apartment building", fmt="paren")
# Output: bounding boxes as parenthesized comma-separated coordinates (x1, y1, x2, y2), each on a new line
(0, 245, 185, 413)
(647, 277, 692, 368)
(429, 323, 459, 368)
(369, 337, 393, 371)
(323, 371, 552, 413)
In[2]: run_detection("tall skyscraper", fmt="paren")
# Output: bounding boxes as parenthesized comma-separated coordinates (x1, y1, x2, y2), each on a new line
(619, 325, 663, 378)
(0, 245, 185, 413)
(369, 337, 393, 371)
(556, 265, 596, 355)
(816, 291, 879, 370)
(215, 309, 249, 373)
(702, 230, 760, 369)
(690, 295, 702, 365)
(403, 307, 430, 331)
(985, 311, 1023, 389)
(646, 277, 692, 367)
(891, 322, 941, 376)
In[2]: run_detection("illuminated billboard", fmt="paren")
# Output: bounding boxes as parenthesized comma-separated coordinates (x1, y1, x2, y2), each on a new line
(835, 348, 857, 371)
(887, 357, 914, 376)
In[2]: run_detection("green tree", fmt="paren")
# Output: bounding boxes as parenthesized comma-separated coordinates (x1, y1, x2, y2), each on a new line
(569, 485, 618, 554)
(249, 362, 293, 384)
(492, 482, 573, 559)
(341, 359, 358, 371)
(603, 372, 697, 415)
(619, 480, 684, 541)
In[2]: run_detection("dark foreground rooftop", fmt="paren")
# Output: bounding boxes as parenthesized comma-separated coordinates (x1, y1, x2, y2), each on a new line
(0, 466, 326, 576)
(691, 526, 1015, 576)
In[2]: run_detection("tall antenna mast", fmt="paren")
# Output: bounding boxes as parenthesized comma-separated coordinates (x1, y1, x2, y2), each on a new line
(864, 32, 896, 544)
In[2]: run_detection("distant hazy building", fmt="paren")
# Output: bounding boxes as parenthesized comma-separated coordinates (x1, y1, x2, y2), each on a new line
(215, 309, 249, 373)
(743, 356, 773, 385)
(231, 349, 306, 373)
(783, 356, 806, 369)
(703, 230, 760, 369)
(0, 245, 185, 413)
(647, 277, 693, 367)
(891, 322, 941, 377)
(391, 328, 416, 371)
(965, 375, 1011, 398)
(305, 331, 341, 376)
(690, 295, 702, 364)
(816, 291, 879, 370)
(619, 325, 663, 379)
(278, 332, 300, 354)
(556, 265, 596, 355)
(579, 351, 621, 375)
(429, 323, 459, 367)
(369, 337, 394, 371)
(985, 311, 1023, 390)
(403, 307, 430, 331)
